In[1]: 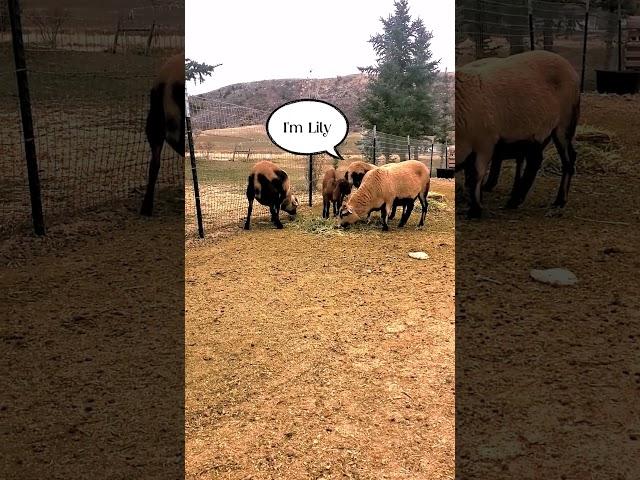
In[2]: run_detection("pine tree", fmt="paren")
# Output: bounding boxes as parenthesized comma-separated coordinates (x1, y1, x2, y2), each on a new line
(357, 0, 440, 139)
(185, 59, 221, 85)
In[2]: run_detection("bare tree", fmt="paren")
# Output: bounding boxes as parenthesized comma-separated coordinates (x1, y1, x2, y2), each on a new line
(30, 8, 67, 48)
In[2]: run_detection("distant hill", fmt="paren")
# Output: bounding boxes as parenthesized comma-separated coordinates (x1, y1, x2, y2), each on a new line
(195, 72, 454, 130)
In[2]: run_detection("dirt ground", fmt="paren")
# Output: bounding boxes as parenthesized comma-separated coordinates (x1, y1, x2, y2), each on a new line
(185, 179, 455, 479)
(456, 93, 640, 478)
(0, 188, 184, 479)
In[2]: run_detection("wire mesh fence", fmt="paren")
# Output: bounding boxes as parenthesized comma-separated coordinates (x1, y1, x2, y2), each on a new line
(1, 4, 183, 238)
(456, 0, 630, 91)
(185, 97, 450, 237)
(0, 3, 184, 53)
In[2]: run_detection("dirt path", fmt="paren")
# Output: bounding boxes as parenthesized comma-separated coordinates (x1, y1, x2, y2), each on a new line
(186, 180, 455, 479)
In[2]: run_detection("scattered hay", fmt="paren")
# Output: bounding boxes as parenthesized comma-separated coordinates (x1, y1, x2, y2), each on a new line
(291, 215, 345, 236)
(542, 125, 626, 175)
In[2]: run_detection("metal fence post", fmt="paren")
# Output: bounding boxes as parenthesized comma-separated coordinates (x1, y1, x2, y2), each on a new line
(407, 135, 411, 160)
(372, 125, 377, 165)
(430, 141, 434, 174)
(112, 18, 120, 53)
(186, 92, 205, 238)
(445, 139, 449, 167)
(581, 0, 590, 92)
(308, 154, 313, 207)
(9, 0, 45, 236)
(528, 0, 535, 50)
(145, 21, 155, 56)
(617, 0, 622, 71)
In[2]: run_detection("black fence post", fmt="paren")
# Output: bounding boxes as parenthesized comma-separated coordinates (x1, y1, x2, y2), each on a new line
(430, 141, 434, 173)
(112, 18, 120, 53)
(9, 0, 45, 236)
(145, 21, 155, 56)
(581, 0, 590, 92)
(407, 135, 411, 161)
(372, 125, 377, 165)
(186, 92, 205, 238)
(308, 154, 313, 207)
(617, 0, 622, 71)
(528, 0, 535, 50)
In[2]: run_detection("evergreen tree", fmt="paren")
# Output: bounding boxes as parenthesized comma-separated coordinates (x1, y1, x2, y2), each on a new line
(185, 59, 221, 85)
(357, 0, 440, 138)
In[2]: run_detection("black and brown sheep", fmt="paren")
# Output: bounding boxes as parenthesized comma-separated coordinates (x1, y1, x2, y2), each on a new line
(322, 167, 352, 218)
(244, 160, 299, 230)
(141, 53, 185, 216)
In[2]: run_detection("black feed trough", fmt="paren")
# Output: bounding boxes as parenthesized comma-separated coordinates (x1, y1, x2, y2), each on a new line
(595, 69, 640, 95)
(437, 168, 455, 179)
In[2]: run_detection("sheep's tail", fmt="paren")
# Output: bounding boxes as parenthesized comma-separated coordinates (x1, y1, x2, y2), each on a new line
(567, 96, 581, 142)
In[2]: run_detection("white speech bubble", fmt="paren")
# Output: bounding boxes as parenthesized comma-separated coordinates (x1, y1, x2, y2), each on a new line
(266, 99, 349, 159)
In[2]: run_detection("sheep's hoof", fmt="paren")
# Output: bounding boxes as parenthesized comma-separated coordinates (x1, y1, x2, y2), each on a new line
(243, 224, 250, 230)
(505, 199, 520, 210)
(466, 209, 482, 219)
(140, 207, 152, 217)
(276, 224, 284, 229)
(545, 207, 564, 218)
(382, 225, 389, 231)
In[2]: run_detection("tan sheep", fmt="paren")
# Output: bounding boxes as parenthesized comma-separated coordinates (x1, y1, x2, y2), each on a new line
(339, 160, 430, 231)
(456, 50, 580, 218)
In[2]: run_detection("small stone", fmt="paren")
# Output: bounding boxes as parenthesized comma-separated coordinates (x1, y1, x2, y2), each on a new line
(530, 268, 577, 286)
(385, 323, 406, 333)
(409, 252, 429, 260)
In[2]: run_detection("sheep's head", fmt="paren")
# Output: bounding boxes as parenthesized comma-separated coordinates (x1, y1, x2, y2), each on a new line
(338, 203, 359, 228)
(281, 193, 299, 216)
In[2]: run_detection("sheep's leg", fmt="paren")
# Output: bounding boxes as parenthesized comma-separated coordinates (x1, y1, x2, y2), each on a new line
(140, 144, 163, 216)
(322, 199, 329, 219)
(270, 204, 284, 229)
(507, 154, 525, 204)
(482, 156, 503, 192)
(417, 193, 428, 227)
(380, 204, 390, 231)
(332, 200, 339, 217)
(507, 147, 542, 208)
(465, 150, 491, 219)
(551, 134, 576, 207)
(244, 176, 255, 230)
(388, 203, 397, 221)
(398, 201, 414, 228)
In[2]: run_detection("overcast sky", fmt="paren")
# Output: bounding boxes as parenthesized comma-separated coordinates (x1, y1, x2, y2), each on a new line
(186, 0, 455, 95)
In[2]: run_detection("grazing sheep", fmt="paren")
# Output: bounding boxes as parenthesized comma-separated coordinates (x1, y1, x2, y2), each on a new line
(141, 53, 185, 216)
(456, 50, 580, 218)
(323, 168, 352, 218)
(345, 160, 376, 188)
(339, 160, 430, 231)
(245, 160, 299, 230)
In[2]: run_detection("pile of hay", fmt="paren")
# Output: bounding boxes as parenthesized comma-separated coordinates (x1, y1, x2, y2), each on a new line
(542, 125, 626, 175)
